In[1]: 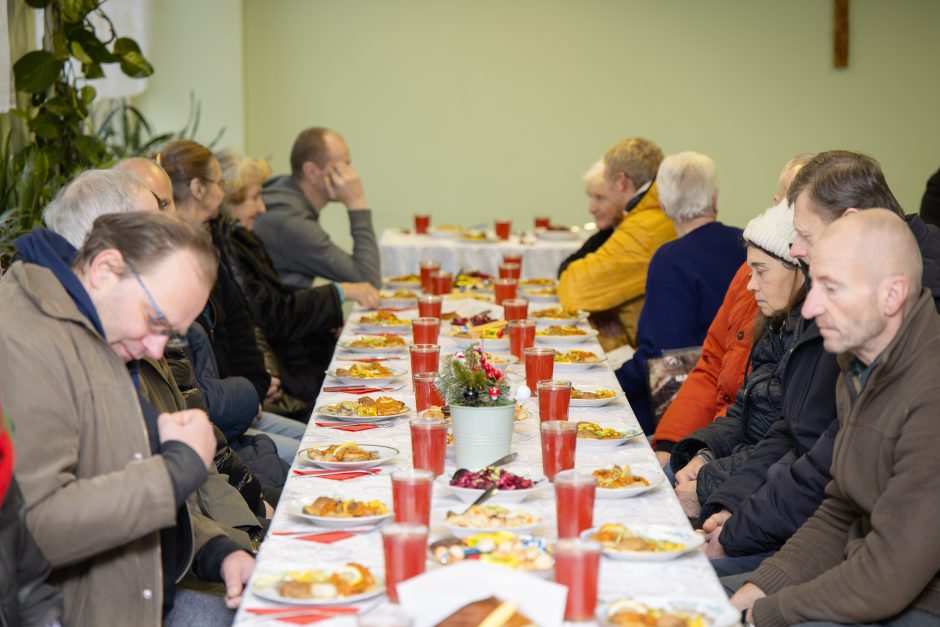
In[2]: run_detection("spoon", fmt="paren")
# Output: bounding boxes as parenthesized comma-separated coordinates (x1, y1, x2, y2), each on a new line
(451, 452, 518, 483)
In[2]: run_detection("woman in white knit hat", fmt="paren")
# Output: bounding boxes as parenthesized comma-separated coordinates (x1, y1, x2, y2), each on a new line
(669, 199, 806, 525)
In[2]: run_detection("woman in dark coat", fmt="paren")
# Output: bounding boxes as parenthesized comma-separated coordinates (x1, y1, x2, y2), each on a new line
(669, 200, 806, 518)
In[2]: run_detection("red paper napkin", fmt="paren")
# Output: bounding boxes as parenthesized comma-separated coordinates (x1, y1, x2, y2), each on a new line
(291, 468, 382, 481)
(290, 531, 355, 544)
(315, 421, 379, 432)
(246, 606, 358, 616)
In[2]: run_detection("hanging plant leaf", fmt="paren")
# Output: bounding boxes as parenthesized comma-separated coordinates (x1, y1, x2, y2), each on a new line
(13, 51, 64, 94)
(28, 113, 62, 140)
(82, 62, 104, 79)
(80, 85, 96, 105)
(113, 37, 154, 77)
(69, 28, 117, 63)
(43, 95, 72, 116)
(74, 135, 105, 164)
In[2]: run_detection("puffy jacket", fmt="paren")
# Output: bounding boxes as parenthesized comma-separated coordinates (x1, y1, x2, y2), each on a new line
(653, 263, 756, 451)
(671, 311, 799, 503)
(557, 183, 676, 350)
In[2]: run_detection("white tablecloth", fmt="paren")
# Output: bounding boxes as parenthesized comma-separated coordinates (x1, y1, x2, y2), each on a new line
(232, 302, 733, 626)
(379, 230, 585, 279)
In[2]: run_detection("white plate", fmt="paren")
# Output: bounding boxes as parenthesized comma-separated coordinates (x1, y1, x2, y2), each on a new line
(576, 427, 643, 449)
(449, 335, 510, 352)
(315, 407, 411, 424)
(581, 524, 705, 561)
(252, 572, 384, 606)
(383, 278, 422, 289)
(428, 227, 463, 239)
(298, 444, 399, 470)
(569, 387, 622, 407)
(378, 298, 417, 308)
(443, 508, 542, 539)
(588, 468, 665, 499)
(535, 329, 599, 345)
(325, 367, 407, 386)
(524, 292, 559, 302)
(552, 356, 608, 372)
(517, 279, 557, 290)
(355, 321, 413, 335)
(443, 476, 546, 504)
(288, 499, 393, 528)
(533, 315, 584, 327)
(336, 337, 409, 354)
(537, 229, 577, 241)
(598, 597, 741, 627)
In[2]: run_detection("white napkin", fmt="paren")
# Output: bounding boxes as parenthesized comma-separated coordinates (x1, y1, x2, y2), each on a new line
(396, 561, 567, 626)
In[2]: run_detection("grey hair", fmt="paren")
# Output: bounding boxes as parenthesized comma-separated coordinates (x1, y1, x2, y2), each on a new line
(581, 159, 606, 186)
(43, 169, 154, 247)
(656, 151, 718, 223)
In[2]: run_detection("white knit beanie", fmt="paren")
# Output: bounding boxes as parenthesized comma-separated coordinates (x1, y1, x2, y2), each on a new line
(743, 199, 797, 264)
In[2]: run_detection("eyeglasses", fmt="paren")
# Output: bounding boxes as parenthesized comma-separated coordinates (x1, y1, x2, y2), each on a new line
(150, 191, 172, 212)
(126, 263, 189, 350)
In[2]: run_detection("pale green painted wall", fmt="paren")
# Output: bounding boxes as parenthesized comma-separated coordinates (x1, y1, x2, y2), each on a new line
(143, 1, 940, 251)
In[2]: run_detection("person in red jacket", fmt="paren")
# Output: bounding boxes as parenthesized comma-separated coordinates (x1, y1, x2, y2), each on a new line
(652, 154, 813, 468)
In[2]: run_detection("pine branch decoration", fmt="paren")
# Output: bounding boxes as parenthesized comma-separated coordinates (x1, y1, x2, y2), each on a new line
(434, 344, 512, 407)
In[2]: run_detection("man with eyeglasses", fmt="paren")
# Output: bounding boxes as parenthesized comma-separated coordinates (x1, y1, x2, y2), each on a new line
(0, 212, 255, 627)
(114, 157, 177, 213)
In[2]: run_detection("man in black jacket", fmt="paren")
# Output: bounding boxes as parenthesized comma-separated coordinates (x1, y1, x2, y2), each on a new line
(699, 150, 940, 577)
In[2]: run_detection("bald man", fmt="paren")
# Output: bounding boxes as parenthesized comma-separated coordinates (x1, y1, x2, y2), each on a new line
(114, 157, 177, 213)
(733, 210, 940, 626)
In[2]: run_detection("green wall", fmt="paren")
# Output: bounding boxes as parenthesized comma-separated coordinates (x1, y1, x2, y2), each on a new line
(141, 1, 940, 250)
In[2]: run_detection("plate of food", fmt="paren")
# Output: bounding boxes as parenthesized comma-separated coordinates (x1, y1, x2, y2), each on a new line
(252, 562, 383, 606)
(590, 464, 664, 499)
(569, 386, 622, 407)
(383, 274, 422, 289)
(598, 597, 740, 627)
(298, 443, 399, 470)
(481, 352, 518, 374)
(428, 532, 554, 577)
(315, 396, 410, 423)
(575, 421, 642, 448)
(355, 310, 412, 334)
(536, 225, 578, 241)
(553, 349, 607, 372)
(517, 277, 557, 289)
(443, 505, 542, 539)
(461, 230, 498, 243)
(583, 523, 704, 561)
(448, 317, 510, 351)
(529, 305, 584, 326)
(535, 325, 598, 345)
(289, 496, 392, 528)
(521, 286, 559, 302)
(428, 224, 464, 239)
(379, 289, 418, 308)
(325, 362, 406, 386)
(445, 467, 543, 504)
(454, 271, 493, 293)
(336, 334, 409, 354)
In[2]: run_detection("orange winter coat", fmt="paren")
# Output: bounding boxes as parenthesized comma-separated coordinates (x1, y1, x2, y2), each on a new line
(652, 263, 758, 449)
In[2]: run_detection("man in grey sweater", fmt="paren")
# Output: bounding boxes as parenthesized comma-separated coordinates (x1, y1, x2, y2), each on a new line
(256, 127, 382, 290)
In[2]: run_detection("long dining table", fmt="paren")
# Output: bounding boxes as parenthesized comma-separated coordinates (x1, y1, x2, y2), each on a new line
(231, 296, 735, 626)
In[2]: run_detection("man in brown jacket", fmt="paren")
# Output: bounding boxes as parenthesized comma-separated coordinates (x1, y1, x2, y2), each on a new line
(732, 210, 940, 626)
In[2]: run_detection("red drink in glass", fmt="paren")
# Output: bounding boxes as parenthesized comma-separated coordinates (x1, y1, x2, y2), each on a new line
(509, 320, 536, 360)
(502, 253, 523, 267)
(431, 271, 452, 296)
(409, 344, 440, 378)
(411, 317, 440, 345)
(502, 298, 528, 322)
(494, 219, 511, 240)
(534, 216, 551, 229)
(413, 372, 444, 412)
(410, 418, 447, 476)
(391, 469, 433, 526)
(498, 263, 521, 280)
(382, 523, 428, 604)
(414, 214, 430, 235)
(554, 539, 601, 621)
(417, 294, 442, 318)
(555, 469, 596, 538)
(540, 420, 577, 481)
(524, 346, 555, 395)
(419, 261, 440, 293)
(538, 380, 572, 422)
(493, 278, 517, 306)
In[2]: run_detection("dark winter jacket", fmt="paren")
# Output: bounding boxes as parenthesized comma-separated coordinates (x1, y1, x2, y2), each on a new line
(670, 311, 799, 504)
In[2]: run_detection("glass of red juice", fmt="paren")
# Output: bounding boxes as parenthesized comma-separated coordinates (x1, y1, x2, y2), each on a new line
(498, 263, 521, 280)
(414, 214, 430, 235)
(502, 253, 523, 267)
(555, 469, 596, 538)
(410, 418, 447, 476)
(430, 271, 452, 296)
(534, 216, 551, 229)
(391, 468, 433, 526)
(411, 317, 440, 345)
(537, 379, 571, 422)
(524, 346, 555, 395)
(494, 219, 511, 240)
(419, 261, 440, 293)
(493, 278, 517, 306)
(417, 294, 442, 318)
(382, 522, 428, 604)
(554, 538, 601, 621)
(413, 372, 444, 412)
(540, 420, 577, 481)
(509, 319, 536, 360)
(409, 344, 440, 379)
(502, 298, 528, 322)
